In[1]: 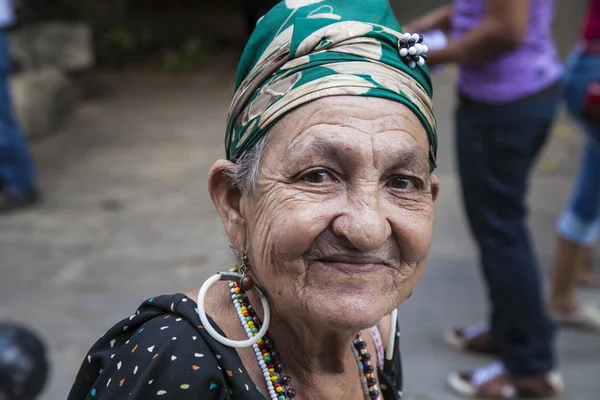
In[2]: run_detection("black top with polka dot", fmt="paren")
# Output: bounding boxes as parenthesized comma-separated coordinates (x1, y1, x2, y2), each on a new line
(68, 294, 403, 399)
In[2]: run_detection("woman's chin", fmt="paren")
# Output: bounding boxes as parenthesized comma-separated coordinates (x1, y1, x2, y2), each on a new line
(294, 270, 409, 329)
(303, 289, 401, 331)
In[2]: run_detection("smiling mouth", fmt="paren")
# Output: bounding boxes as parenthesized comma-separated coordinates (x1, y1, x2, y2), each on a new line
(316, 256, 387, 274)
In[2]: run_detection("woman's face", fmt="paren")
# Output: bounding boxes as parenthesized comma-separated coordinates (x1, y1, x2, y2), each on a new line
(213, 96, 439, 330)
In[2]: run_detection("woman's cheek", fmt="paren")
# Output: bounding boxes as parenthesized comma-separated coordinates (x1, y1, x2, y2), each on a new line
(269, 198, 339, 261)
(390, 207, 435, 263)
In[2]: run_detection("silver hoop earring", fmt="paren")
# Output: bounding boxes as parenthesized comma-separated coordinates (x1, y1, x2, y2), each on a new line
(196, 254, 270, 348)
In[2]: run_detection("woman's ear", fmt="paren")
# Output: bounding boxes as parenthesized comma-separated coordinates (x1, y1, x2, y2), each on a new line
(208, 160, 247, 251)
(431, 174, 441, 201)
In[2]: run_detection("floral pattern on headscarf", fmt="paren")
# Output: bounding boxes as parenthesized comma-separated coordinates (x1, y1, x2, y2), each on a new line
(226, 0, 437, 166)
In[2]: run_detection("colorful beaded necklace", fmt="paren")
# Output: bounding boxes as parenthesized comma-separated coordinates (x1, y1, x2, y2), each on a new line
(229, 268, 381, 400)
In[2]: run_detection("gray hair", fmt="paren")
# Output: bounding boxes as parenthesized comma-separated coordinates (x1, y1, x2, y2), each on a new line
(226, 133, 270, 196)
(225, 133, 269, 262)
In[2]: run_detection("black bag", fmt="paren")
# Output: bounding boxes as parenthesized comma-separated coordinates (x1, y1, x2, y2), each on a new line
(0, 323, 49, 400)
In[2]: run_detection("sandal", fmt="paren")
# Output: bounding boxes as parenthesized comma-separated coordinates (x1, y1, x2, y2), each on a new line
(447, 361, 564, 399)
(445, 323, 498, 356)
(552, 303, 600, 332)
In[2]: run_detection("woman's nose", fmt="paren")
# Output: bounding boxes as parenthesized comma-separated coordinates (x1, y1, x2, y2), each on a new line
(331, 188, 391, 251)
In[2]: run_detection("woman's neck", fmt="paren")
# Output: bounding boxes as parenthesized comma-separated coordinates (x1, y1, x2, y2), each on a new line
(198, 283, 373, 400)
(247, 291, 368, 400)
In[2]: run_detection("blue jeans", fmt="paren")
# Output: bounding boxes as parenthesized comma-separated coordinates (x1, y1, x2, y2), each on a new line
(556, 49, 600, 246)
(0, 31, 36, 196)
(456, 83, 560, 377)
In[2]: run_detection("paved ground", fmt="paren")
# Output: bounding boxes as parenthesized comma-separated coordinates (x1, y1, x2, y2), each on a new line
(2, 2, 600, 399)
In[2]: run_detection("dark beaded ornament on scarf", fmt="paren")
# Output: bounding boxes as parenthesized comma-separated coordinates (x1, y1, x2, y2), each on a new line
(398, 32, 428, 69)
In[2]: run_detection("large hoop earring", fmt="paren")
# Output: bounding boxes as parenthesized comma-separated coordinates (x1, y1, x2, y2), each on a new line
(196, 270, 270, 348)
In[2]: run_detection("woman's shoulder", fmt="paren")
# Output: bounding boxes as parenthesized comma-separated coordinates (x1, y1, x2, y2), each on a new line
(67, 293, 258, 400)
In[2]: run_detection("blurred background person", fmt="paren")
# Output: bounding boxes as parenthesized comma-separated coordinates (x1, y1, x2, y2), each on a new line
(548, 0, 600, 332)
(0, 0, 39, 213)
(406, 0, 564, 398)
(0, 323, 49, 400)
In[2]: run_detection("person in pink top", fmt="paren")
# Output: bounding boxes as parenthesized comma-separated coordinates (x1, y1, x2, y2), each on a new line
(548, 0, 600, 331)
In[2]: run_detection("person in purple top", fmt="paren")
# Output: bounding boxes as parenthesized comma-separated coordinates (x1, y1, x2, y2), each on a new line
(407, 1, 564, 398)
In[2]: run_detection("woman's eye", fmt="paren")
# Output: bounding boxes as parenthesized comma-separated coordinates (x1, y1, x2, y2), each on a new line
(388, 176, 419, 190)
(301, 170, 335, 184)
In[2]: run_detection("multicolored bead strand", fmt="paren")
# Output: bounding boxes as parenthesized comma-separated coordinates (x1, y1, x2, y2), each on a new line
(354, 333, 380, 400)
(229, 268, 378, 400)
(229, 276, 295, 400)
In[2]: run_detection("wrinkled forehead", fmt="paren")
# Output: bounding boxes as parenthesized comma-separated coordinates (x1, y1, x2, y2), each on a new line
(264, 96, 431, 171)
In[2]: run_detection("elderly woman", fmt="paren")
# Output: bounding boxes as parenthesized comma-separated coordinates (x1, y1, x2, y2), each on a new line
(68, 1, 439, 399)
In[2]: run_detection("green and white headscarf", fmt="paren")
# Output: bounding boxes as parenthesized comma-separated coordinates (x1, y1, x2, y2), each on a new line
(226, 0, 437, 167)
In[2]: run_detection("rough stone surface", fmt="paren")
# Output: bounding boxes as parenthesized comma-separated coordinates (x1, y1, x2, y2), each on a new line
(8, 21, 93, 138)
(10, 22, 94, 72)
(11, 68, 80, 139)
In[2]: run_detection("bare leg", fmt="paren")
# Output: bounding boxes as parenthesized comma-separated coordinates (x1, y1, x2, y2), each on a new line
(576, 248, 596, 285)
(548, 235, 586, 314)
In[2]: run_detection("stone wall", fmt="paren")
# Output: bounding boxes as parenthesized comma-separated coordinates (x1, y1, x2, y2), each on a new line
(10, 22, 94, 139)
